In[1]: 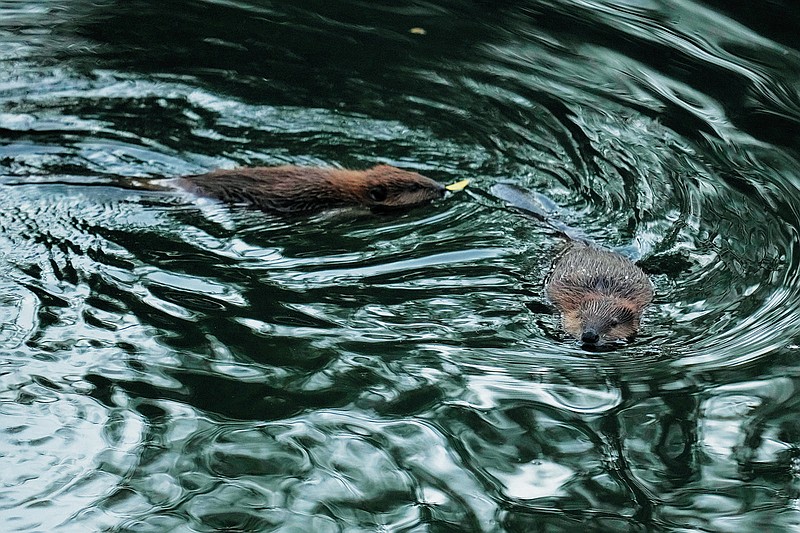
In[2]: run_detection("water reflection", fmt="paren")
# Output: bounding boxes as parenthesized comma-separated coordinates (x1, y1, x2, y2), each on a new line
(2, 0, 800, 530)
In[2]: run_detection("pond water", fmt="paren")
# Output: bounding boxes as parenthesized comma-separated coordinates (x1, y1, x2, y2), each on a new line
(2, 0, 800, 531)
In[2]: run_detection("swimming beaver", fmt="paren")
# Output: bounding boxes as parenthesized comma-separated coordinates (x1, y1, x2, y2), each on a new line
(174, 164, 446, 214)
(492, 183, 653, 346)
(547, 243, 653, 345)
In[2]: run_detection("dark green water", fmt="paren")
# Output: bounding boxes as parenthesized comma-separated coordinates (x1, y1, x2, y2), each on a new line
(2, 0, 800, 531)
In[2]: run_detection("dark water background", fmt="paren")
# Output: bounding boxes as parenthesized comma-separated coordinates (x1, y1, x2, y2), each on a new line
(2, 0, 800, 531)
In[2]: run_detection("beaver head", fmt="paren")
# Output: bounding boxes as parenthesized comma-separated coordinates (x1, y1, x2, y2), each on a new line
(560, 296, 642, 345)
(546, 244, 653, 347)
(359, 165, 446, 210)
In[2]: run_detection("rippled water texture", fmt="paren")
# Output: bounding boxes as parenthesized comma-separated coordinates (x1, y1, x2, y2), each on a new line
(2, 0, 800, 531)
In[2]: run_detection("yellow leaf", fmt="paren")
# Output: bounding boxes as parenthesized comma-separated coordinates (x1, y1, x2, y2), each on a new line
(445, 179, 470, 192)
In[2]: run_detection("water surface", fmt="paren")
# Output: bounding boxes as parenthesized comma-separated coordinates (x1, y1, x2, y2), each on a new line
(2, 0, 800, 531)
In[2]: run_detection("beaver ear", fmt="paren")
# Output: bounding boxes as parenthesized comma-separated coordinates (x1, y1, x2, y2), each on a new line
(368, 185, 388, 202)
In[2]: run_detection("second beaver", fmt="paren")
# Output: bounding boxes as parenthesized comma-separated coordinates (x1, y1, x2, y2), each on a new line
(492, 182, 653, 346)
(546, 243, 653, 345)
(174, 164, 446, 214)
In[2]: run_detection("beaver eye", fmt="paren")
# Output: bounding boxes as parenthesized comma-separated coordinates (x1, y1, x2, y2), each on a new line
(609, 317, 620, 327)
(408, 183, 422, 192)
(368, 185, 388, 202)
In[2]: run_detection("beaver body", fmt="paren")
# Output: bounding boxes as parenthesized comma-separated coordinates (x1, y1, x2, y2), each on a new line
(491, 182, 653, 346)
(546, 243, 653, 345)
(176, 164, 445, 214)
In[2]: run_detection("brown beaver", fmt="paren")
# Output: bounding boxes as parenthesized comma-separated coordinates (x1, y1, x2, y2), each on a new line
(546, 243, 653, 345)
(174, 164, 446, 214)
(491, 183, 653, 346)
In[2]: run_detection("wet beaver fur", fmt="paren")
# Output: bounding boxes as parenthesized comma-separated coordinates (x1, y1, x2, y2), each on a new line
(546, 242, 653, 345)
(175, 164, 446, 214)
(492, 183, 653, 346)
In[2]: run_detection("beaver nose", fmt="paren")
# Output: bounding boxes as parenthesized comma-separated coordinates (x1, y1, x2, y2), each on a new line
(581, 329, 600, 344)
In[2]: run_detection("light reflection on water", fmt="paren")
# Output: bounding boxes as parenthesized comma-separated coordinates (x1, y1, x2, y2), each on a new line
(2, 0, 800, 531)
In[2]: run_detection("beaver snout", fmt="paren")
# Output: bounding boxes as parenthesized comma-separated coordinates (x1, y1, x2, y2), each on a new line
(581, 329, 600, 345)
(425, 183, 447, 200)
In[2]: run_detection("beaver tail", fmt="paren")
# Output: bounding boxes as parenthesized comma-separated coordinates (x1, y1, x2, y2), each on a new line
(490, 182, 589, 243)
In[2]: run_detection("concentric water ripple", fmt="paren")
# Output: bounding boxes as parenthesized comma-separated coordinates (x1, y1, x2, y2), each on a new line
(2, 0, 800, 531)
